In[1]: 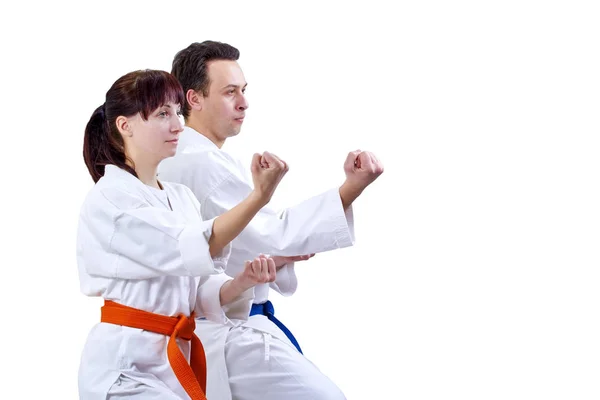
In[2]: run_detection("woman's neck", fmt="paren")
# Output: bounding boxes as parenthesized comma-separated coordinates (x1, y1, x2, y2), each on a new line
(127, 157, 160, 189)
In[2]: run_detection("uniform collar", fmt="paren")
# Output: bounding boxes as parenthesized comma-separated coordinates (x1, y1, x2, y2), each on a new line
(177, 126, 220, 154)
(103, 164, 140, 184)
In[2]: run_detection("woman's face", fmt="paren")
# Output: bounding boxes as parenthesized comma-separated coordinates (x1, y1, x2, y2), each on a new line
(124, 102, 184, 163)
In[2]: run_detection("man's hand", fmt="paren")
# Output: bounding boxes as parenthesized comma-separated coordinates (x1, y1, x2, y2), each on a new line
(271, 253, 315, 269)
(343, 150, 384, 190)
(339, 150, 384, 209)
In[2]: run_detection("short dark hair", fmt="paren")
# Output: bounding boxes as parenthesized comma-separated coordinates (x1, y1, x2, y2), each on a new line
(83, 69, 184, 183)
(171, 41, 240, 119)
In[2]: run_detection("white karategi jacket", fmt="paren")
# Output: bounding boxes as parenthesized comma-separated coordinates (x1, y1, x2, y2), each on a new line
(158, 127, 355, 399)
(77, 164, 253, 399)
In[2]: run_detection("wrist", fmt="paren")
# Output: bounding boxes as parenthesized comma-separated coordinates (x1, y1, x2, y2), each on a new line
(340, 180, 363, 202)
(341, 179, 364, 193)
(248, 189, 269, 208)
(220, 277, 252, 306)
(230, 275, 253, 293)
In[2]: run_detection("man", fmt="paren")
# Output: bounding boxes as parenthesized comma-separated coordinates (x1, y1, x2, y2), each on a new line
(158, 41, 384, 399)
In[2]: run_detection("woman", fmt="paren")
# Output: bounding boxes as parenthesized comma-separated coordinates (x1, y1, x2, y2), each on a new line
(77, 69, 288, 399)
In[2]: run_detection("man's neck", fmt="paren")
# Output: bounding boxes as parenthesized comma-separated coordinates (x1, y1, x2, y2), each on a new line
(185, 118, 225, 149)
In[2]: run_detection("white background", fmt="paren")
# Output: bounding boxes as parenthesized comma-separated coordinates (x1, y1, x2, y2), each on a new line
(1, 1, 599, 399)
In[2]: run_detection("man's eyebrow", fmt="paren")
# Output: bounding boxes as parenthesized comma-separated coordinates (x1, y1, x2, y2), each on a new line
(221, 83, 248, 90)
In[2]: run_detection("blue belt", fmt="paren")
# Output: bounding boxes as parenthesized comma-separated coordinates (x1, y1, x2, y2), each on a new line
(250, 300, 303, 354)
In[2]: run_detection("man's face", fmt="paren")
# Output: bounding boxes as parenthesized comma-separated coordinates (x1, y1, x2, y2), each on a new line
(201, 60, 248, 141)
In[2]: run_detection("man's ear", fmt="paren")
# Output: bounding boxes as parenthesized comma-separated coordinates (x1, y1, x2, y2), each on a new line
(187, 89, 204, 112)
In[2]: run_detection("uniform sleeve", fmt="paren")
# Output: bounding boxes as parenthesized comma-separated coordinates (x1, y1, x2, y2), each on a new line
(194, 274, 255, 325)
(203, 176, 356, 258)
(268, 261, 298, 296)
(197, 156, 355, 296)
(78, 187, 230, 280)
(165, 150, 354, 297)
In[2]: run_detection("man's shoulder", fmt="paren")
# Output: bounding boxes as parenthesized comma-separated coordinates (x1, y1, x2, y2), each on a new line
(159, 148, 250, 202)
(166, 147, 241, 174)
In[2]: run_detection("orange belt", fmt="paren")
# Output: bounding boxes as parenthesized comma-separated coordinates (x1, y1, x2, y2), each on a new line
(101, 300, 207, 400)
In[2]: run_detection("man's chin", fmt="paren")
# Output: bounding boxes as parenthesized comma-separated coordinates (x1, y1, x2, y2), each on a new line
(228, 128, 242, 138)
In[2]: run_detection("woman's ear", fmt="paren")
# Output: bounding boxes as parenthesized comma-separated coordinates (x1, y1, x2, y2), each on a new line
(116, 115, 133, 138)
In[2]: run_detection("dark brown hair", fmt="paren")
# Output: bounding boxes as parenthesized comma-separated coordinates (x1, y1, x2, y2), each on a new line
(83, 69, 184, 183)
(171, 41, 240, 119)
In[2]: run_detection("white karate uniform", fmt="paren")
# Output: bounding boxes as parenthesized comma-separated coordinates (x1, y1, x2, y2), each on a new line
(158, 127, 355, 399)
(77, 165, 253, 400)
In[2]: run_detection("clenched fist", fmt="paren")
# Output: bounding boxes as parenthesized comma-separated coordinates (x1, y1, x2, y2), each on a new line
(220, 255, 278, 305)
(343, 150, 384, 190)
(339, 150, 384, 209)
(250, 151, 289, 205)
(234, 254, 277, 291)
